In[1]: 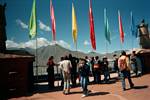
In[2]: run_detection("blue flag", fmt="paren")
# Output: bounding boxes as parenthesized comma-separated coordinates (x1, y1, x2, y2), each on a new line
(131, 12, 137, 37)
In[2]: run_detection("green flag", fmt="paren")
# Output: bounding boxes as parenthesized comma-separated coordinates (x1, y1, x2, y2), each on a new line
(29, 0, 37, 39)
(104, 8, 111, 44)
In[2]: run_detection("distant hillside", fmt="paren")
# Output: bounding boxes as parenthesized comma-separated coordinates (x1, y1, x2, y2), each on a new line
(24, 44, 87, 66)
(7, 44, 129, 66)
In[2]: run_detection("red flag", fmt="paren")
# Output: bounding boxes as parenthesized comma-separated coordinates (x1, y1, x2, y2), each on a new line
(50, 0, 56, 41)
(89, 0, 96, 50)
(118, 11, 124, 43)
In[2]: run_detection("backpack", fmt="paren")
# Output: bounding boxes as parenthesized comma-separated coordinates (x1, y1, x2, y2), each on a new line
(94, 60, 100, 69)
(118, 56, 127, 71)
(79, 64, 90, 77)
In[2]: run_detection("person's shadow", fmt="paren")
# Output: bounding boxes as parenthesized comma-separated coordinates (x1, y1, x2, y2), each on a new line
(88, 91, 110, 96)
(69, 91, 109, 96)
(133, 85, 148, 89)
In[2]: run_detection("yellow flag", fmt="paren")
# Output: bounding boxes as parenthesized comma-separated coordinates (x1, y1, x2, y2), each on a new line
(72, 3, 77, 44)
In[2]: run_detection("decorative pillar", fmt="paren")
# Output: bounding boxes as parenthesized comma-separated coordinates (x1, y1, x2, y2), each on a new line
(0, 3, 7, 53)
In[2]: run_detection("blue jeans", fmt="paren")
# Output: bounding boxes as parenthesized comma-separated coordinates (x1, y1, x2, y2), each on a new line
(103, 71, 110, 82)
(120, 70, 134, 89)
(80, 76, 88, 94)
(131, 63, 137, 75)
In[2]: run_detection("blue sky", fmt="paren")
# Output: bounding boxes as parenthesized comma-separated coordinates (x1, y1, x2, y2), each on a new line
(1, 0, 150, 53)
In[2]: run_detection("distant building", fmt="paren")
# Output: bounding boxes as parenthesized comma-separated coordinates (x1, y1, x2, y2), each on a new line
(127, 48, 150, 74)
(137, 19, 150, 49)
(0, 50, 34, 99)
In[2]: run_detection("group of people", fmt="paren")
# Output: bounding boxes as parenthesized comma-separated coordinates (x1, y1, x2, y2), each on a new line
(46, 51, 142, 97)
(46, 54, 111, 97)
(130, 51, 143, 76)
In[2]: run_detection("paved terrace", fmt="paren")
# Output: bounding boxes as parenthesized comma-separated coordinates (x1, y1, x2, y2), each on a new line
(10, 73, 150, 100)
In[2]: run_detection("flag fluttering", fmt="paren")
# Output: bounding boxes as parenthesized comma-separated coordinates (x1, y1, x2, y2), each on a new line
(50, 0, 56, 41)
(118, 10, 124, 43)
(72, 3, 78, 44)
(29, 0, 37, 39)
(89, 0, 96, 50)
(131, 12, 137, 38)
(104, 8, 111, 44)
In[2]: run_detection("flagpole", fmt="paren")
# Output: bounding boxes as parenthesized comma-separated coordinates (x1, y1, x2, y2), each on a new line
(29, 0, 38, 82)
(105, 40, 108, 54)
(50, 0, 58, 86)
(120, 40, 123, 51)
(131, 12, 134, 51)
(54, 41, 59, 87)
(132, 34, 134, 51)
(104, 8, 109, 54)
(35, 33, 38, 82)
(76, 43, 78, 55)
(35, 0, 38, 83)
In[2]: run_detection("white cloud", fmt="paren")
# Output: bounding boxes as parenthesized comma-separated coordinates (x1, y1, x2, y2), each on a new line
(16, 19, 28, 29)
(6, 38, 70, 49)
(84, 40, 90, 46)
(49, 40, 70, 49)
(38, 20, 51, 32)
(6, 40, 19, 48)
(57, 40, 70, 49)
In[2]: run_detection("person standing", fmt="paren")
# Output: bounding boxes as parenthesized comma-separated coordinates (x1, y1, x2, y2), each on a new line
(113, 54, 120, 77)
(68, 54, 78, 87)
(60, 56, 72, 95)
(93, 56, 101, 84)
(58, 57, 65, 88)
(102, 56, 110, 83)
(135, 54, 143, 76)
(85, 56, 93, 83)
(118, 51, 134, 91)
(47, 56, 55, 88)
(130, 51, 138, 76)
(90, 57, 95, 77)
(78, 59, 90, 97)
(85, 56, 93, 75)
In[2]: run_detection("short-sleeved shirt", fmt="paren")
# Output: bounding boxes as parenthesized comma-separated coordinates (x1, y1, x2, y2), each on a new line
(60, 60, 72, 73)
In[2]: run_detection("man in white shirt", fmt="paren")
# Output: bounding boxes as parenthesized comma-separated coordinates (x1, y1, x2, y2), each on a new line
(60, 56, 72, 95)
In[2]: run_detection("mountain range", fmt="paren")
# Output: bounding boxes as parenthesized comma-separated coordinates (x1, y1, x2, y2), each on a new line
(7, 44, 126, 66)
